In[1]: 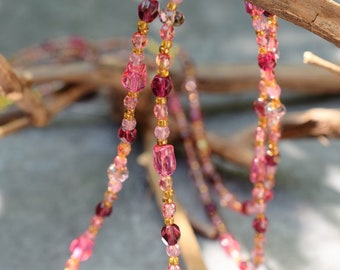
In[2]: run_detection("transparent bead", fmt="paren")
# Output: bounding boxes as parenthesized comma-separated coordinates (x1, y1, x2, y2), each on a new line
(163, 203, 176, 218)
(123, 95, 138, 109)
(107, 163, 129, 183)
(122, 118, 137, 131)
(69, 234, 94, 262)
(131, 32, 148, 49)
(159, 9, 175, 24)
(156, 53, 171, 70)
(153, 144, 176, 176)
(166, 244, 181, 257)
(159, 176, 173, 191)
(160, 24, 175, 41)
(174, 11, 185, 27)
(129, 53, 145, 66)
(161, 224, 181, 245)
(154, 104, 168, 119)
(154, 126, 170, 140)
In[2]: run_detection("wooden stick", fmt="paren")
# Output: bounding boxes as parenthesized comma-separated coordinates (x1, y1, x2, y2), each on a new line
(304, 51, 340, 76)
(247, 0, 340, 48)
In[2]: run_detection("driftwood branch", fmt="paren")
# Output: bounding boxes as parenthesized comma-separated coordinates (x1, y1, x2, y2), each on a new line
(247, 0, 340, 48)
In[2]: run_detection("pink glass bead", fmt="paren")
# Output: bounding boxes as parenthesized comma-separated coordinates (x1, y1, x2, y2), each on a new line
(114, 156, 127, 170)
(163, 203, 176, 218)
(69, 234, 94, 262)
(253, 98, 266, 117)
(156, 53, 171, 70)
(107, 164, 129, 183)
(204, 203, 217, 216)
(250, 157, 265, 183)
(129, 53, 145, 66)
(267, 84, 281, 98)
(169, 0, 183, 3)
(266, 164, 277, 176)
(131, 32, 148, 49)
(241, 200, 256, 215)
(245, 2, 264, 16)
(220, 193, 235, 207)
(254, 146, 266, 158)
(219, 233, 241, 257)
(153, 144, 176, 176)
(166, 244, 181, 257)
(108, 180, 123, 193)
(269, 130, 281, 142)
(159, 9, 175, 24)
(261, 70, 275, 81)
(253, 216, 268, 233)
(160, 24, 175, 41)
(138, 0, 159, 23)
(239, 261, 256, 270)
(154, 126, 170, 140)
(122, 118, 137, 131)
(95, 202, 112, 217)
(151, 75, 173, 97)
(253, 202, 266, 213)
(91, 215, 104, 229)
(264, 189, 274, 202)
(258, 52, 276, 71)
(256, 35, 267, 47)
(118, 127, 137, 143)
(154, 104, 168, 119)
(123, 95, 138, 109)
(168, 266, 181, 270)
(252, 16, 267, 31)
(161, 224, 181, 245)
(252, 185, 265, 200)
(121, 65, 147, 93)
(159, 176, 173, 191)
(265, 153, 280, 166)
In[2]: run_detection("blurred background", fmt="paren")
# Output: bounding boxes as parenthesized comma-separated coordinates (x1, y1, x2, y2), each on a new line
(0, 0, 340, 270)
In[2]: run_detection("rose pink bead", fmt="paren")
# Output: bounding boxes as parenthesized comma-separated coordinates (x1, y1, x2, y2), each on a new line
(245, 2, 264, 16)
(156, 53, 171, 70)
(160, 24, 175, 40)
(166, 244, 181, 257)
(129, 53, 145, 66)
(107, 163, 129, 182)
(154, 126, 170, 140)
(138, 0, 159, 23)
(151, 75, 173, 97)
(252, 185, 265, 199)
(161, 224, 181, 245)
(69, 234, 94, 262)
(219, 233, 241, 257)
(258, 52, 276, 71)
(122, 118, 137, 131)
(163, 203, 176, 218)
(253, 98, 266, 117)
(123, 95, 138, 109)
(255, 127, 266, 142)
(114, 156, 127, 170)
(153, 144, 176, 176)
(250, 157, 265, 183)
(242, 200, 256, 215)
(108, 180, 123, 193)
(168, 266, 181, 270)
(121, 64, 147, 93)
(91, 215, 104, 228)
(256, 35, 267, 47)
(252, 16, 267, 31)
(159, 176, 173, 191)
(264, 189, 274, 202)
(131, 32, 148, 49)
(154, 104, 168, 119)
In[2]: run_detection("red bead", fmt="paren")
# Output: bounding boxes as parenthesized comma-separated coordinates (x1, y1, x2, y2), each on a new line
(138, 0, 159, 23)
(153, 144, 176, 176)
(258, 52, 276, 71)
(151, 75, 173, 97)
(265, 153, 279, 166)
(161, 224, 181, 245)
(253, 98, 266, 116)
(95, 202, 112, 217)
(118, 127, 137, 143)
(253, 216, 268, 233)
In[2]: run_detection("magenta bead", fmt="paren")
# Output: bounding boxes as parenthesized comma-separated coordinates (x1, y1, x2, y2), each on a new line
(166, 244, 181, 257)
(138, 0, 159, 23)
(258, 52, 276, 71)
(95, 202, 112, 217)
(252, 185, 265, 200)
(118, 127, 137, 143)
(151, 75, 173, 97)
(91, 215, 104, 228)
(253, 216, 268, 233)
(161, 224, 181, 245)
(69, 234, 94, 261)
(153, 144, 176, 176)
(265, 153, 279, 166)
(264, 189, 274, 202)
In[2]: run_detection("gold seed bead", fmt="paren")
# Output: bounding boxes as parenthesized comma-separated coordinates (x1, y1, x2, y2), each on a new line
(162, 197, 173, 203)
(162, 40, 173, 49)
(158, 119, 168, 127)
(157, 139, 168, 145)
(103, 201, 112, 208)
(88, 225, 99, 235)
(258, 46, 268, 54)
(133, 47, 143, 54)
(128, 91, 139, 98)
(156, 97, 167, 105)
(255, 140, 265, 147)
(164, 217, 174, 225)
(163, 188, 174, 199)
(258, 117, 267, 128)
(137, 20, 149, 34)
(169, 257, 179, 265)
(167, 2, 178, 11)
(255, 30, 265, 36)
(159, 46, 170, 54)
(124, 109, 135, 120)
(158, 68, 169, 77)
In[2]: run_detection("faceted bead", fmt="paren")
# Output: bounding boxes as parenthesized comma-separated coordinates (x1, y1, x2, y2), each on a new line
(107, 163, 129, 183)
(241, 200, 256, 215)
(117, 142, 131, 157)
(156, 53, 171, 70)
(151, 75, 173, 97)
(252, 185, 266, 199)
(118, 127, 137, 143)
(267, 83, 281, 99)
(253, 216, 268, 233)
(265, 153, 279, 166)
(121, 64, 147, 93)
(253, 98, 266, 117)
(219, 233, 241, 258)
(168, 265, 181, 270)
(258, 52, 276, 71)
(153, 144, 176, 176)
(166, 244, 181, 257)
(154, 104, 168, 119)
(159, 9, 175, 24)
(264, 189, 274, 202)
(161, 224, 181, 245)
(90, 215, 104, 228)
(256, 35, 267, 47)
(154, 126, 170, 140)
(250, 157, 265, 183)
(173, 11, 185, 27)
(95, 202, 112, 217)
(114, 156, 127, 170)
(160, 24, 175, 41)
(163, 203, 176, 218)
(253, 16, 267, 31)
(108, 180, 123, 193)
(159, 176, 173, 191)
(129, 53, 145, 66)
(69, 234, 94, 261)
(138, 0, 159, 23)
(122, 118, 137, 131)
(131, 32, 148, 49)
(123, 95, 138, 110)
(245, 2, 264, 16)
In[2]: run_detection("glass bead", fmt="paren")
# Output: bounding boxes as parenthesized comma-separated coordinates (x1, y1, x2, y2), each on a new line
(168, 265, 181, 270)
(250, 157, 265, 183)
(159, 9, 175, 24)
(160, 24, 175, 41)
(114, 156, 127, 170)
(121, 64, 147, 93)
(256, 35, 267, 47)
(107, 163, 129, 183)
(267, 83, 281, 99)
(154, 126, 170, 140)
(95, 202, 112, 217)
(104, 191, 117, 203)
(163, 203, 176, 218)
(166, 244, 181, 257)
(173, 11, 185, 27)
(151, 75, 173, 97)
(242, 200, 256, 215)
(253, 98, 266, 117)
(90, 215, 104, 228)
(122, 118, 137, 131)
(108, 180, 123, 193)
(161, 224, 181, 245)
(118, 142, 131, 157)
(159, 176, 173, 191)
(265, 153, 280, 166)
(245, 2, 264, 16)
(153, 144, 176, 176)
(184, 79, 196, 91)
(156, 53, 171, 70)
(204, 203, 216, 216)
(253, 216, 268, 233)
(138, 0, 159, 23)
(252, 185, 265, 199)
(118, 127, 137, 143)
(123, 95, 138, 109)
(264, 189, 274, 202)
(131, 32, 148, 49)
(258, 52, 276, 71)
(219, 233, 241, 257)
(69, 234, 94, 262)
(154, 104, 168, 119)
(239, 261, 256, 270)
(129, 53, 145, 66)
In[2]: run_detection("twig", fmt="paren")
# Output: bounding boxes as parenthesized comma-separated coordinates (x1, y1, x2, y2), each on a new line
(304, 51, 340, 76)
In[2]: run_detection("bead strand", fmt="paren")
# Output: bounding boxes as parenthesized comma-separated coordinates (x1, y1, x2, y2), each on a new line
(64, 1, 159, 269)
(151, 1, 184, 269)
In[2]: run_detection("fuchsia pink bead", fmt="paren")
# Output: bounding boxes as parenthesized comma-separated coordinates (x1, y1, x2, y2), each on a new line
(118, 127, 137, 143)
(69, 234, 95, 262)
(253, 98, 266, 116)
(121, 64, 147, 93)
(151, 75, 173, 97)
(138, 0, 159, 23)
(153, 144, 176, 176)
(258, 52, 276, 71)
(161, 224, 181, 245)
(253, 216, 268, 233)
(95, 202, 112, 217)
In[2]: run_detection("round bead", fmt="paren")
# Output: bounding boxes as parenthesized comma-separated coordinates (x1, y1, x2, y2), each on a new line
(69, 234, 94, 262)
(168, 265, 181, 270)
(151, 75, 173, 97)
(122, 118, 137, 131)
(156, 53, 171, 70)
(131, 32, 148, 49)
(160, 24, 175, 41)
(163, 203, 176, 218)
(161, 224, 181, 245)
(166, 244, 181, 257)
(159, 176, 173, 191)
(253, 215, 268, 233)
(138, 0, 159, 23)
(95, 202, 112, 217)
(154, 126, 170, 140)
(118, 127, 137, 143)
(123, 95, 138, 109)
(114, 156, 127, 170)
(107, 163, 129, 183)
(258, 52, 276, 71)
(173, 11, 185, 26)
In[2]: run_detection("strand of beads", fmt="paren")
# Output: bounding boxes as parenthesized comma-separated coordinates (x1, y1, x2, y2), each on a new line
(151, 1, 184, 269)
(245, 2, 285, 268)
(64, 1, 159, 269)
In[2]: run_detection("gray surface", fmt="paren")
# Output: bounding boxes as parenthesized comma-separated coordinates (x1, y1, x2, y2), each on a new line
(0, 1, 340, 270)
